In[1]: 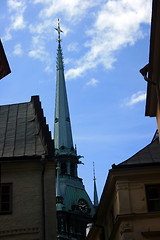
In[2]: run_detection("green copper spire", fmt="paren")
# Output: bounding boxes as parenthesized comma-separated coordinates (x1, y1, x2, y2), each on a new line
(54, 20, 95, 240)
(54, 19, 76, 156)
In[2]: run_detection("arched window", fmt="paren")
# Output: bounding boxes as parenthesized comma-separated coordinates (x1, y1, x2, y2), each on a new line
(61, 163, 67, 175)
(70, 164, 75, 177)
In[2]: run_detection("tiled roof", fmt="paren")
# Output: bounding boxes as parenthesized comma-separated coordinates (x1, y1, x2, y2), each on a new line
(114, 134, 160, 167)
(0, 96, 54, 159)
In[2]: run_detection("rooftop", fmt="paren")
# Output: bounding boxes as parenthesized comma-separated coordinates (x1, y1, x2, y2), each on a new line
(0, 96, 54, 160)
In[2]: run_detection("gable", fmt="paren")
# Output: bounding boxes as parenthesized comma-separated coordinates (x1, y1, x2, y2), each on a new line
(116, 136, 160, 167)
(0, 96, 54, 159)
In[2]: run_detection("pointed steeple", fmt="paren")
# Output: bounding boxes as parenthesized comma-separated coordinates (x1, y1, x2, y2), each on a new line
(93, 162, 98, 208)
(54, 19, 76, 156)
(54, 20, 95, 240)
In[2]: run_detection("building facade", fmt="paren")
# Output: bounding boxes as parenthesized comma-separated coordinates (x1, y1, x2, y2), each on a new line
(140, 0, 160, 134)
(0, 96, 56, 240)
(0, 39, 11, 79)
(54, 20, 96, 240)
(87, 134, 160, 240)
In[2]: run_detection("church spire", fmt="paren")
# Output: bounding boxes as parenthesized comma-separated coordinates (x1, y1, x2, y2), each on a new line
(54, 19, 76, 156)
(54, 20, 95, 240)
(93, 162, 98, 208)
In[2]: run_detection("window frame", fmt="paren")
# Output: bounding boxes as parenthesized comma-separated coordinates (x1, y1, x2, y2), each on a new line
(146, 184, 160, 212)
(0, 183, 12, 214)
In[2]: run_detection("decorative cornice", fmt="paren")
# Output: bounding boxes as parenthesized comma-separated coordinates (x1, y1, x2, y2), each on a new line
(56, 42, 64, 71)
(0, 227, 39, 237)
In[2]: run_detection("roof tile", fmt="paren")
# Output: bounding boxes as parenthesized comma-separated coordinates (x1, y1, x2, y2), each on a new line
(0, 96, 54, 159)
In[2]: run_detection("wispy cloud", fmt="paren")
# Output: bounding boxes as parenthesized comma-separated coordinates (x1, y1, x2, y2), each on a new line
(13, 43, 23, 56)
(11, 14, 26, 30)
(8, 0, 26, 30)
(28, 36, 49, 61)
(3, 0, 27, 41)
(66, 0, 152, 80)
(67, 42, 79, 52)
(26, 0, 98, 71)
(33, 0, 98, 22)
(122, 91, 146, 107)
(3, 0, 152, 77)
(86, 78, 99, 87)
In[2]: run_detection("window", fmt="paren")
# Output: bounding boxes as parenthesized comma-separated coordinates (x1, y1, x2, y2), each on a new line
(70, 164, 75, 177)
(61, 163, 67, 175)
(0, 183, 12, 214)
(146, 185, 160, 212)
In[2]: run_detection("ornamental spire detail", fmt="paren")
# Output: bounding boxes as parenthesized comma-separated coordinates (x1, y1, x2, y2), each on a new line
(93, 162, 98, 208)
(55, 18, 63, 42)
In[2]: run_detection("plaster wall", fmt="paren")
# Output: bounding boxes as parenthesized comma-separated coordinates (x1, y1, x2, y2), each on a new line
(109, 173, 160, 240)
(0, 160, 56, 240)
(114, 215, 160, 240)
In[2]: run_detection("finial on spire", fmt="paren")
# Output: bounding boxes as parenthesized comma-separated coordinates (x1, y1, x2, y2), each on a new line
(55, 18, 63, 42)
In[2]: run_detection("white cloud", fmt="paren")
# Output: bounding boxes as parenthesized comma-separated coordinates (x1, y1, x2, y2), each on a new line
(27, 18, 70, 72)
(13, 43, 23, 55)
(44, 65, 52, 73)
(3, 0, 27, 40)
(33, 0, 98, 22)
(29, 19, 53, 35)
(66, 0, 152, 79)
(7, 0, 23, 10)
(3, 0, 152, 77)
(11, 15, 26, 30)
(66, 65, 88, 79)
(67, 42, 79, 52)
(28, 45, 48, 62)
(86, 78, 99, 87)
(2, 29, 12, 41)
(28, 35, 53, 72)
(122, 91, 146, 107)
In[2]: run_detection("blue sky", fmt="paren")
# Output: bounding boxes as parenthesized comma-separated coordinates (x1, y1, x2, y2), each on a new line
(0, 0, 157, 200)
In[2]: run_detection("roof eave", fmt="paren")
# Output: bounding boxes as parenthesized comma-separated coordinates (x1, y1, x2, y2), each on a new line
(0, 39, 11, 79)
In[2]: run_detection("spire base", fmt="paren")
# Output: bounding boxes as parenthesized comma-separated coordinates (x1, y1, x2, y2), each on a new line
(55, 146, 77, 157)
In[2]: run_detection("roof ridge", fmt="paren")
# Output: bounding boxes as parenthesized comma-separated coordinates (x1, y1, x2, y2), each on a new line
(114, 135, 159, 167)
(31, 96, 54, 157)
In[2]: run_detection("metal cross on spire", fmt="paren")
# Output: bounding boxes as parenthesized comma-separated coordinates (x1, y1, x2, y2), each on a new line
(55, 18, 63, 42)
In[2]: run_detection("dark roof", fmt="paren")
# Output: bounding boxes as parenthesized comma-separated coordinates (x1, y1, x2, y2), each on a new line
(113, 133, 160, 168)
(0, 39, 11, 79)
(0, 96, 54, 159)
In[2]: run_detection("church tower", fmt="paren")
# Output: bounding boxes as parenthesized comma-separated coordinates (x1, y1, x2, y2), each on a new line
(54, 19, 95, 240)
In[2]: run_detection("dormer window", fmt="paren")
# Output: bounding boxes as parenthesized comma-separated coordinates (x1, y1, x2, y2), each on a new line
(61, 163, 67, 175)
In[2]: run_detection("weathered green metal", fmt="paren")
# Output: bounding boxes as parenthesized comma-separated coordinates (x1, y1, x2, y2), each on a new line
(54, 19, 95, 240)
(93, 162, 99, 208)
(54, 41, 76, 156)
